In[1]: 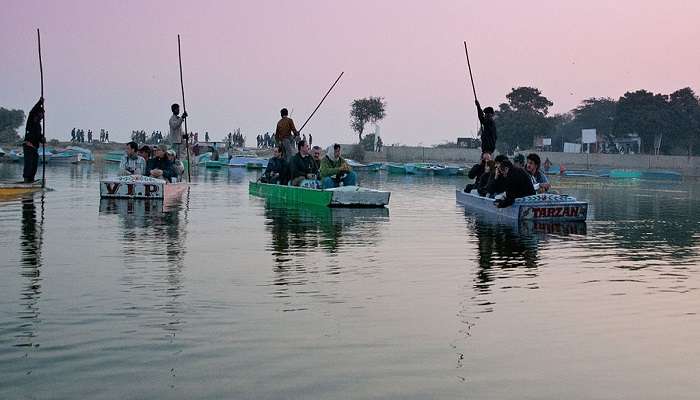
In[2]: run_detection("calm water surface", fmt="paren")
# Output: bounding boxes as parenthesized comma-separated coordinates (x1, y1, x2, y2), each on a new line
(1, 162, 699, 399)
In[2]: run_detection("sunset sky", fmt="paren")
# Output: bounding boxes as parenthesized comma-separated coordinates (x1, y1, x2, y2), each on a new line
(1, 0, 699, 146)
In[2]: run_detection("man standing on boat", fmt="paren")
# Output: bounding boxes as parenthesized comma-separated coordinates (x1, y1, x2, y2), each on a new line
(475, 100, 497, 154)
(275, 108, 299, 162)
(169, 103, 188, 160)
(23, 97, 44, 183)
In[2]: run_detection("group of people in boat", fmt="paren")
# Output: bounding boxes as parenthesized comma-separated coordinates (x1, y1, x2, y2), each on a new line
(464, 152, 551, 208)
(462, 99, 551, 208)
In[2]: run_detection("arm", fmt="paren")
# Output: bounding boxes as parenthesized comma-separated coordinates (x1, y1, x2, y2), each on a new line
(467, 163, 484, 179)
(475, 100, 485, 124)
(290, 119, 298, 136)
(320, 158, 340, 178)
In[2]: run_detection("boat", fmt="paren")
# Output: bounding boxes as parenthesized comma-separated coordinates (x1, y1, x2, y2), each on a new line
(434, 165, 460, 176)
(563, 169, 609, 178)
(386, 163, 406, 174)
(0, 147, 5, 159)
(229, 155, 267, 168)
(456, 190, 588, 221)
(245, 162, 266, 170)
(609, 169, 642, 179)
(0, 181, 46, 198)
(544, 164, 561, 175)
(99, 176, 188, 201)
(640, 170, 682, 181)
(64, 146, 95, 162)
(249, 181, 390, 208)
(6, 149, 23, 162)
(43, 150, 81, 164)
(104, 151, 123, 163)
(403, 163, 416, 174)
(204, 160, 228, 169)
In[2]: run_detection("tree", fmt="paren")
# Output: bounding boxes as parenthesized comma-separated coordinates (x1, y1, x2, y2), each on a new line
(0, 107, 25, 143)
(668, 87, 700, 155)
(495, 87, 554, 152)
(350, 97, 386, 142)
(613, 90, 674, 154)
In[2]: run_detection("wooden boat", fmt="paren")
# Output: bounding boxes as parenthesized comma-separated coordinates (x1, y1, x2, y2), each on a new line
(103, 151, 123, 163)
(456, 190, 587, 221)
(99, 176, 188, 200)
(249, 181, 390, 208)
(386, 163, 406, 174)
(0, 181, 46, 198)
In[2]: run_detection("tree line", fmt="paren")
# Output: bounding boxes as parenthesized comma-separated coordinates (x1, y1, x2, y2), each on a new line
(494, 86, 700, 155)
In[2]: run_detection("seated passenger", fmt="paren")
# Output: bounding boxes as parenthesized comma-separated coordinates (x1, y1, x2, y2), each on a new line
(263, 146, 288, 184)
(476, 160, 496, 196)
(311, 145, 323, 177)
(289, 139, 317, 186)
(526, 153, 550, 192)
(144, 144, 177, 182)
(493, 157, 535, 208)
(167, 150, 185, 180)
(118, 141, 146, 176)
(138, 145, 152, 163)
(320, 143, 357, 189)
(465, 152, 492, 192)
(210, 144, 220, 161)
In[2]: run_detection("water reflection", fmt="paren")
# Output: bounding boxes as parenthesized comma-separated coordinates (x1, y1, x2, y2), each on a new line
(263, 200, 389, 299)
(98, 190, 190, 336)
(16, 194, 45, 349)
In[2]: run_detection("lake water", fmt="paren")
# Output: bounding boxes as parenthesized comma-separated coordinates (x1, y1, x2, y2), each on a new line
(1, 162, 699, 399)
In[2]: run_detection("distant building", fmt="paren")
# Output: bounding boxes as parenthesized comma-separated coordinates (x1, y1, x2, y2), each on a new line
(456, 137, 481, 149)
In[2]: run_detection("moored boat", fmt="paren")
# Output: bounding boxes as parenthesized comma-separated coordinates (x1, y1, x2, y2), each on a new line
(229, 156, 267, 168)
(104, 151, 123, 163)
(249, 181, 390, 208)
(204, 160, 228, 169)
(609, 169, 642, 179)
(456, 190, 587, 221)
(640, 170, 682, 181)
(386, 163, 406, 174)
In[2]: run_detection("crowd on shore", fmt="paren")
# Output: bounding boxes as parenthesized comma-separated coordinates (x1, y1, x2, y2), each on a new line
(70, 128, 110, 143)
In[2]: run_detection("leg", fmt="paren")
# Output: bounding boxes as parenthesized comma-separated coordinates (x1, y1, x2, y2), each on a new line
(341, 171, 357, 186)
(23, 145, 39, 183)
(321, 177, 337, 189)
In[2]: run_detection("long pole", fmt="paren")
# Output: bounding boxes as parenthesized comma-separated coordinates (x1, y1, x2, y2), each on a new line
(463, 41, 478, 101)
(38, 29, 45, 187)
(177, 34, 191, 182)
(298, 71, 344, 133)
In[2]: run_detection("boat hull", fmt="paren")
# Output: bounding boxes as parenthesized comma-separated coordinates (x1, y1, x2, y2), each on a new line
(456, 190, 587, 221)
(100, 177, 188, 201)
(249, 182, 390, 208)
(0, 181, 45, 198)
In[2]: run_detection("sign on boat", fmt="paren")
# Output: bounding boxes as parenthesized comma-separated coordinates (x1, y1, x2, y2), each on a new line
(99, 176, 188, 201)
(456, 190, 588, 222)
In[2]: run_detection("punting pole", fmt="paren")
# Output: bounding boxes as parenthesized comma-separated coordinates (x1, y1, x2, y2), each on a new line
(38, 29, 46, 188)
(298, 71, 344, 133)
(178, 34, 192, 182)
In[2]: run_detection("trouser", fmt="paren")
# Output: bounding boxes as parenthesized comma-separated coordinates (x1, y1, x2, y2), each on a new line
(281, 137, 297, 162)
(321, 171, 357, 189)
(172, 142, 185, 161)
(23, 145, 39, 183)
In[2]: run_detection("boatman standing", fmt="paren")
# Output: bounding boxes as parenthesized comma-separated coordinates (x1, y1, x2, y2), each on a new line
(275, 108, 299, 162)
(169, 103, 188, 160)
(476, 100, 497, 155)
(23, 97, 45, 183)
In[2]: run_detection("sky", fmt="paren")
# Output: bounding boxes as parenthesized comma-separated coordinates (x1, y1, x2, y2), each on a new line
(1, 0, 699, 147)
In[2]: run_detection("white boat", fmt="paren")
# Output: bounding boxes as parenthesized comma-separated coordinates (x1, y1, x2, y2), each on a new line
(100, 176, 188, 201)
(456, 190, 587, 221)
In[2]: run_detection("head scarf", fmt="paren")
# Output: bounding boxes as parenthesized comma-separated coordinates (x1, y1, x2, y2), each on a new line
(326, 145, 337, 162)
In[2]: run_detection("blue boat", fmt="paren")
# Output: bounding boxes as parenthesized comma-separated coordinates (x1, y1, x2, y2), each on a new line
(386, 163, 406, 174)
(64, 146, 95, 162)
(640, 170, 682, 181)
(229, 155, 268, 168)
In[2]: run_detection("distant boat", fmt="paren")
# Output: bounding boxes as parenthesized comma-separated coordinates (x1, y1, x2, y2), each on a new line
(386, 163, 406, 174)
(204, 160, 228, 169)
(104, 151, 123, 163)
(434, 165, 460, 176)
(609, 169, 642, 179)
(7, 149, 23, 162)
(640, 170, 682, 181)
(229, 156, 267, 168)
(65, 146, 95, 162)
(0, 181, 46, 198)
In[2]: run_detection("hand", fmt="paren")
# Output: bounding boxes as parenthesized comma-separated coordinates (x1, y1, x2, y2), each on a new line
(39, 97, 44, 104)
(182, 112, 188, 118)
(182, 134, 189, 141)
(475, 100, 480, 107)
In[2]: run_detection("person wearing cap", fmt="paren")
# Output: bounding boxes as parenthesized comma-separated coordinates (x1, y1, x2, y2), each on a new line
(167, 149, 185, 179)
(23, 97, 45, 183)
(144, 144, 176, 181)
(119, 141, 146, 176)
(320, 144, 356, 189)
(475, 100, 497, 155)
(275, 108, 299, 162)
(169, 103, 188, 160)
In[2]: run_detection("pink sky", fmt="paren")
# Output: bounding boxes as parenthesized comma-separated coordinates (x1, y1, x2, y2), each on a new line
(1, 0, 699, 146)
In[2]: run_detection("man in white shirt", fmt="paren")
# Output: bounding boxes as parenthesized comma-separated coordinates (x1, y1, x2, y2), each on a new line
(169, 103, 188, 160)
(119, 141, 146, 176)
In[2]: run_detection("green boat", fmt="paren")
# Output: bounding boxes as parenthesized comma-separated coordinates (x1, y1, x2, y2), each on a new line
(104, 151, 123, 163)
(204, 160, 228, 169)
(249, 181, 390, 208)
(246, 162, 265, 170)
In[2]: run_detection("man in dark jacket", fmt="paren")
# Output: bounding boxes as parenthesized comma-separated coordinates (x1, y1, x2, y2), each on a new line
(144, 144, 176, 181)
(476, 100, 497, 154)
(23, 98, 45, 183)
(289, 140, 316, 186)
(464, 152, 492, 192)
(493, 158, 535, 208)
(263, 146, 288, 185)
